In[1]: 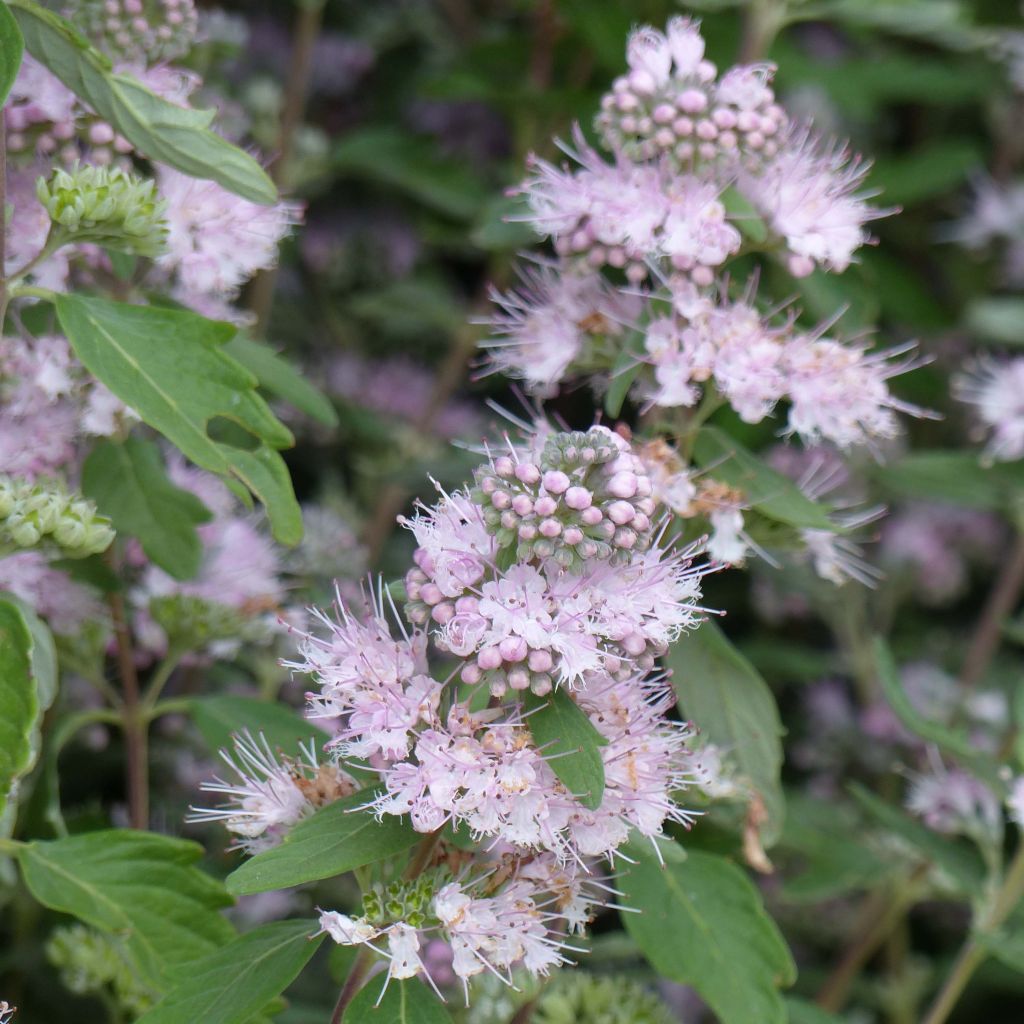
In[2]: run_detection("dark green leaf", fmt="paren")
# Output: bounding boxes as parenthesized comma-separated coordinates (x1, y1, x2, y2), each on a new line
(0, 599, 56, 828)
(621, 842, 795, 1024)
(226, 790, 420, 896)
(722, 186, 768, 243)
(0, 1, 24, 106)
(345, 978, 454, 1023)
(189, 696, 322, 758)
(524, 688, 606, 811)
(785, 998, 845, 1024)
(9, 0, 276, 203)
(604, 331, 645, 418)
(470, 194, 538, 251)
(17, 830, 234, 988)
(978, 928, 1024, 975)
(869, 139, 981, 205)
(224, 336, 338, 428)
(692, 428, 834, 531)
(83, 437, 212, 580)
(966, 298, 1024, 346)
(333, 128, 488, 221)
(53, 294, 301, 545)
(137, 920, 323, 1024)
(669, 621, 785, 845)
(849, 784, 985, 894)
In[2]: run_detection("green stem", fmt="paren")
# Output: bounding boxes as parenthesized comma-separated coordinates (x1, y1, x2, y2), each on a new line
(0, 108, 7, 329)
(329, 946, 375, 1024)
(8, 283, 56, 303)
(145, 697, 192, 722)
(737, 0, 787, 63)
(141, 647, 186, 711)
(921, 843, 1024, 1024)
(0, 836, 27, 856)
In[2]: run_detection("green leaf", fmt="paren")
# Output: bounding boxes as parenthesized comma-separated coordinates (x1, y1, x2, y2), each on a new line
(784, 998, 845, 1024)
(978, 928, 1024, 975)
(345, 978, 454, 1023)
(0, 1, 24, 106)
(189, 696, 323, 758)
(848, 784, 985, 894)
(604, 331, 645, 419)
(874, 638, 1000, 784)
(16, 830, 234, 988)
(470, 194, 538, 251)
(333, 128, 488, 221)
(668, 621, 785, 845)
(82, 437, 212, 580)
(137, 920, 323, 1024)
(226, 790, 420, 896)
(53, 294, 302, 545)
(722, 186, 768, 243)
(966, 298, 1024, 346)
(872, 450, 1024, 510)
(869, 139, 981, 205)
(524, 688, 606, 811)
(692, 427, 834, 531)
(9, 0, 276, 203)
(224, 336, 338, 428)
(0, 598, 57, 829)
(621, 843, 795, 1024)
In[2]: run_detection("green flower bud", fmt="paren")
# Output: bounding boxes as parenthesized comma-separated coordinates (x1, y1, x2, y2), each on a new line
(0, 475, 115, 557)
(533, 975, 677, 1024)
(36, 163, 168, 258)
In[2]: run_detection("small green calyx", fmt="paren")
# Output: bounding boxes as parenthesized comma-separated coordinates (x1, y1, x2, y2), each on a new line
(361, 876, 439, 931)
(0, 475, 115, 557)
(36, 163, 168, 258)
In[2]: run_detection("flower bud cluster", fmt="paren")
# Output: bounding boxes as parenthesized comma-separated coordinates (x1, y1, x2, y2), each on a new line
(596, 19, 787, 169)
(0, 475, 114, 556)
(36, 163, 168, 258)
(70, 0, 198, 64)
(470, 427, 656, 572)
(361, 877, 438, 930)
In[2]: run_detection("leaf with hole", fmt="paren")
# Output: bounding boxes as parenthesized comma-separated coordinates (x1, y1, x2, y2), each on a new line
(53, 294, 301, 545)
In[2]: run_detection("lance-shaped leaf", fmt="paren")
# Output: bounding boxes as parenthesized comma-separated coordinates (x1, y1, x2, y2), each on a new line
(692, 427, 834, 531)
(668, 622, 785, 845)
(621, 842, 795, 1024)
(53, 294, 302, 545)
(346, 978, 454, 1023)
(9, 0, 276, 203)
(524, 688, 606, 811)
(83, 437, 212, 580)
(0, 599, 57, 830)
(137, 920, 323, 1024)
(0, 2, 24, 105)
(224, 336, 338, 428)
(226, 789, 420, 896)
(16, 830, 234, 989)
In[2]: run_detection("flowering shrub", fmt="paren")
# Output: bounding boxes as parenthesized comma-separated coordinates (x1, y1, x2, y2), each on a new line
(4, 2, 1024, 1024)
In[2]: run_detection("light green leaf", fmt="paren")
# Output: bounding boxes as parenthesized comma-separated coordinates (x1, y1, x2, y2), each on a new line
(524, 688, 606, 811)
(849, 784, 985, 894)
(224, 336, 338, 428)
(137, 920, 323, 1024)
(621, 843, 795, 1024)
(872, 450, 1024, 509)
(53, 294, 302, 545)
(470, 194, 537, 251)
(0, 1, 24, 106)
(668, 621, 785, 845)
(16, 830, 234, 989)
(82, 437, 212, 580)
(189, 696, 323, 758)
(345, 978, 454, 1023)
(874, 638, 1000, 784)
(0, 598, 56, 829)
(9, 0, 276, 203)
(722, 186, 768, 243)
(692, 428, 834, 531)
(226, 790, 420, 896)
(966, 298, 1024, 346)
(978, 928, 1024, 975)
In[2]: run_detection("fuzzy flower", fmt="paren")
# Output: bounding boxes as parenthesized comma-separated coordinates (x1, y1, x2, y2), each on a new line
(188, 731, 355, 854)
(0, 1002, 14, 1024)
(738, 126, 885, 275)
(954, 357, 1024, 462)
(1007, 777, 1024, 830)
(907, 764, 1001, 839)
(482, 263, 639, 393)
(155, 165, 301, 302)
